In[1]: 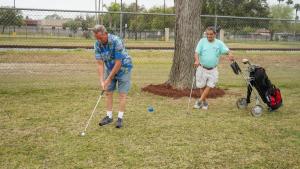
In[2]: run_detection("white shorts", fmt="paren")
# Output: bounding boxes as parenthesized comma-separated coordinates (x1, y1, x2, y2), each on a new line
(196, 66, 219, 88)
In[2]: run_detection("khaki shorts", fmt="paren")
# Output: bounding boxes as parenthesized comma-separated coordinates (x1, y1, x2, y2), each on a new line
(196, 66, 219, 88)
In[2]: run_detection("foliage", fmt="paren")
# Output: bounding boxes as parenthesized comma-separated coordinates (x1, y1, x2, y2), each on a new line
(269, 4, 294, 40)
(200, 0, 270, 33)
(102, 2, 175, 32)
(0, 7, 24, 33)
(202, 0, 270, 17)
(63, 20, 81, 34)
(44, 14, 62, 20)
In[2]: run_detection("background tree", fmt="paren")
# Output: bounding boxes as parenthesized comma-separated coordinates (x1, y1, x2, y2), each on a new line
(104, 3, 121, 32)
(45, 14, 62, 20)
(293, 4, 300, 37)
(295, 3, 300, 20)
(74, 16, 88, 31)
(167, 0, 202, 89)
(147, 6, 175, 30)
(122, 2, 144, 39)
(0, 7, 24, 33)
(102, 2, 175, 34)
(286, 0, 294, 5)
(269, 4, 294, 40)
(63, 20, 81, 36)
(201, 0, 270, 33)
(201, 0, 269, 17)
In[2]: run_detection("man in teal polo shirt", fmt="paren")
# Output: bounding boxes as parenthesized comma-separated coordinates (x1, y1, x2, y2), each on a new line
(193, 27, 234, 110)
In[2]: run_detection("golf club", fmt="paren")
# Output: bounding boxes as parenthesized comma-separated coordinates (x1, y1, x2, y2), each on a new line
(80, 90, 105, 136)
(242, 58, 250, 65)
(187, 73, 196, 115)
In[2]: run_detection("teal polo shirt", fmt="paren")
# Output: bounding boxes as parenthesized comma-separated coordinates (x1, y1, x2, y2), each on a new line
(195, 38, 229, 68)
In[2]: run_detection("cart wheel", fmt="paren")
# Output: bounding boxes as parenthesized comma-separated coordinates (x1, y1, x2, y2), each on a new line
(251, 105, 263, 117)
(236, 98, 248, 109)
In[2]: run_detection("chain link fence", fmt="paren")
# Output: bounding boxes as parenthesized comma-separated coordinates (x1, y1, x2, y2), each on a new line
(0, 7, 300, 92)
(0, 7, 299, 47)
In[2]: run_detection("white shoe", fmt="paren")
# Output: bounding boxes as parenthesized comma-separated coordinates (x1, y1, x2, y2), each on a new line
(202, 102, 209, 110)
(193, 100, 203, 109)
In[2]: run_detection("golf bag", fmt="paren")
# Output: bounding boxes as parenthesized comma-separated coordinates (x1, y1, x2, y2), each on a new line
(246, 66, 282, 110)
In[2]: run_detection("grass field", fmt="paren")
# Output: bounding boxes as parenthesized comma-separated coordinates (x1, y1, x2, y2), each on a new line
(0, 49, 300, 168)
(1, 37, 300, 48)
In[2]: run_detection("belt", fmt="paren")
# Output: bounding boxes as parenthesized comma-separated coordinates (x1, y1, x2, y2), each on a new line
(201, 65, 215, 70)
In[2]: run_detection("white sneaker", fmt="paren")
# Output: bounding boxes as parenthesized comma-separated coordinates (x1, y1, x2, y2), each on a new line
(202, 102, 209, 110)
(193, 100, 203, 109)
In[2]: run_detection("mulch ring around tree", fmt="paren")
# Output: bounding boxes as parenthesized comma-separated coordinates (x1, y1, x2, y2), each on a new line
(142, 83, 226, 99)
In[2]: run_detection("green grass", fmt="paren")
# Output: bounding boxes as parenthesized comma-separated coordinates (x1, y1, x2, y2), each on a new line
(1, 36, 300, 48)
(0, 37, 174, 47)
(0, 50, 300, 168)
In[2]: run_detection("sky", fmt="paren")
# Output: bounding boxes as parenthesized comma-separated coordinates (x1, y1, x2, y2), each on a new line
(1, 0, 299, 11)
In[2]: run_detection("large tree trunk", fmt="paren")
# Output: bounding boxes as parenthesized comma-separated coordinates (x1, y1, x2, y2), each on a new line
(167, 0, 203, 89)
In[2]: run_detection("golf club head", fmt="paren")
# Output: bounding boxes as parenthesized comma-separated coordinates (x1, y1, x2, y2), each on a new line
(230, 61, 242, 75)
(242, 58, 250, 65)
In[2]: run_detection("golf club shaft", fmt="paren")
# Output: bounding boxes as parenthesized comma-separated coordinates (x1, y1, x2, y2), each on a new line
(83, 90, 105, 132)
(187, 76, 195, 113)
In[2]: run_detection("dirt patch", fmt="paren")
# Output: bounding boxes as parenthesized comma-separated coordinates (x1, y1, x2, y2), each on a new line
(142, 83, 225, 99)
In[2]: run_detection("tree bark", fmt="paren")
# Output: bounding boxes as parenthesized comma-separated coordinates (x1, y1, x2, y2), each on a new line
(167, 0, 203, 89)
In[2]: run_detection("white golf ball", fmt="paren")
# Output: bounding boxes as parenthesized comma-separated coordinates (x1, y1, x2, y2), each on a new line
(80, 132, 85, 136)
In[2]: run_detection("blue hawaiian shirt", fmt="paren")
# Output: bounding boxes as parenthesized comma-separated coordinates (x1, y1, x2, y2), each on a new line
(94, 34, 133, 77)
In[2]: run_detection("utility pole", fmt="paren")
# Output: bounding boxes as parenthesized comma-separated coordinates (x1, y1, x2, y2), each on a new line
(95, 0, 98, 24)
(214, 1, 217, 31)
(120, 0, 123, 37)
(13, 0, 16, 32)
(101, 0, 104, 24)
(214, 0, 218, 39)
(98, 0, 101, 24)
(135, 0, 138, 40)
(163, 0, 166, 39)
(164, 0, 166, 27)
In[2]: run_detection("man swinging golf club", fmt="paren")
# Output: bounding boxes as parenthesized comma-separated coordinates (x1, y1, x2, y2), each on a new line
(93, 25, 133, 128)
(193, 26, 234, 110)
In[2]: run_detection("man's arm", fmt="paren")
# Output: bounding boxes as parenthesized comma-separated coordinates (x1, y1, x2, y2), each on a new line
(107, 60, 122, 81)
(97, 60, 105, 89)
(226, 51, 234, 61)
(106, 38, 124, 81)
(194, 52, 200, 67)
(194, 39, 203, 67)
(102, 60, 121, 90)
(220, 41, 234, 61)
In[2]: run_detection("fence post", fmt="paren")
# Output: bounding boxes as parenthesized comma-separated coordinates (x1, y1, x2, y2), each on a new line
(214, 15, 218, 31)
(219, 29, 224, 41)
(294, 18, 297, 41)
(165, 28, 169, 42)
(25, 24, 28, 39)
